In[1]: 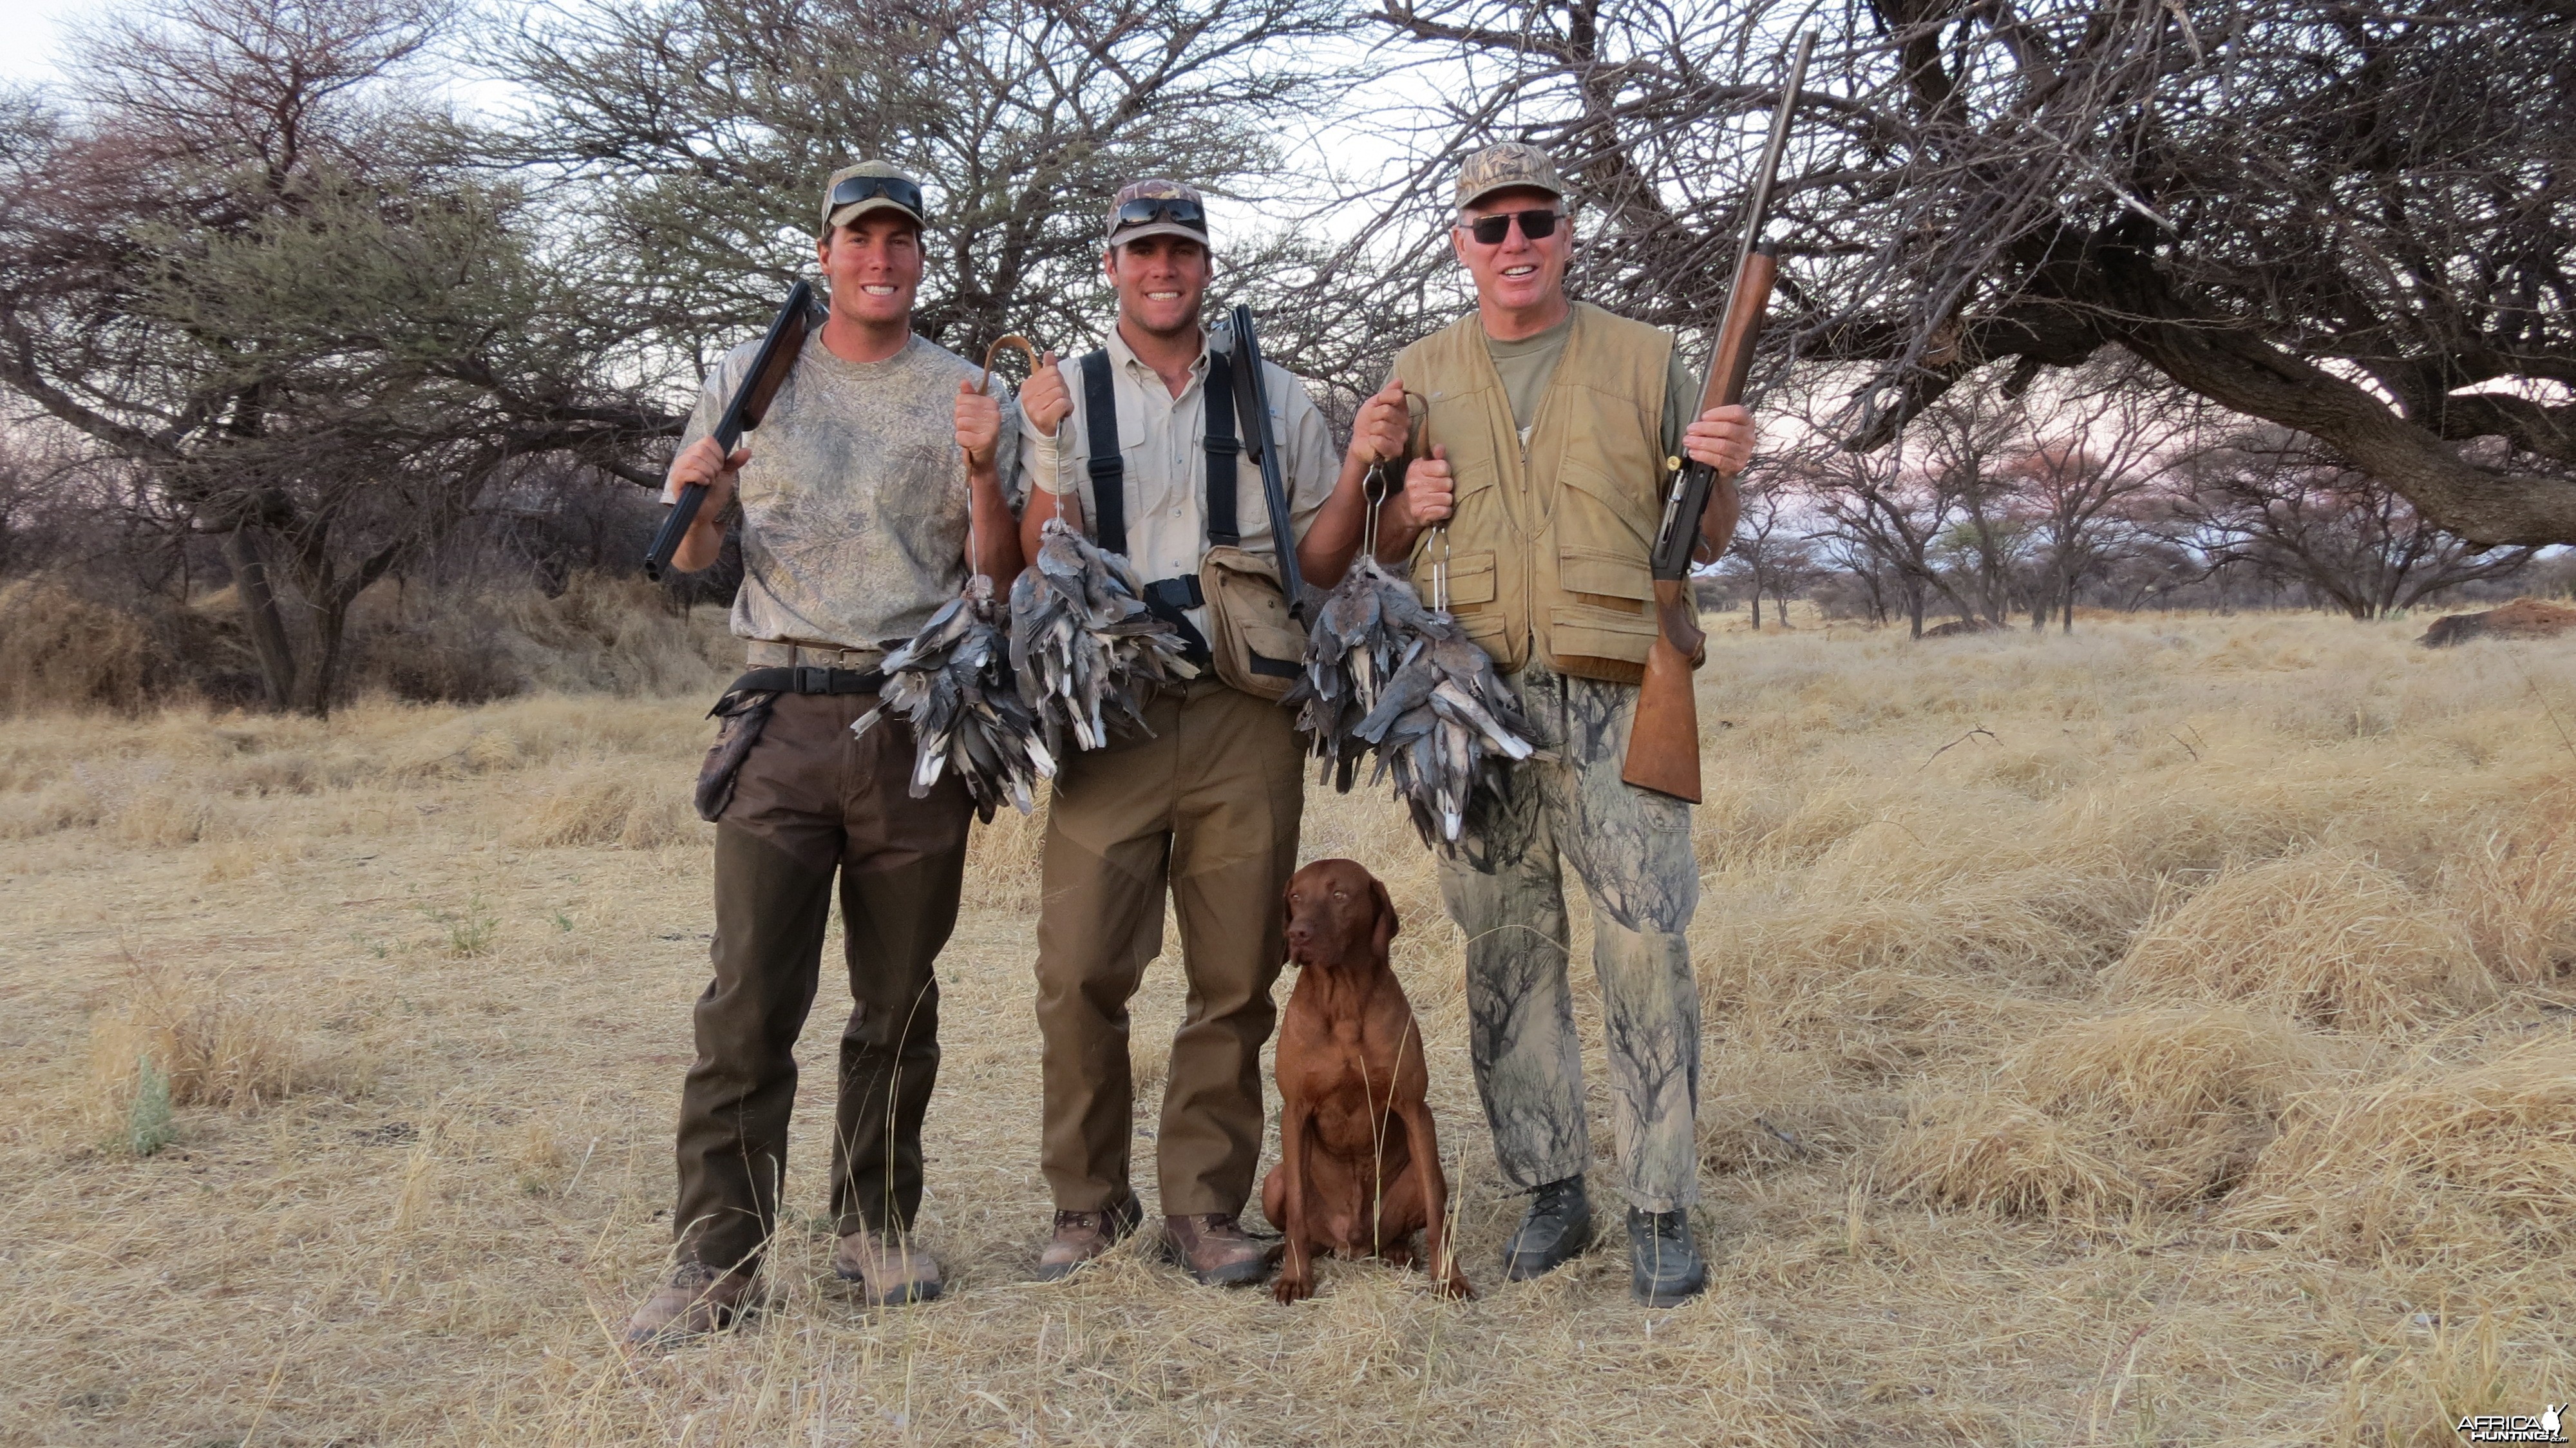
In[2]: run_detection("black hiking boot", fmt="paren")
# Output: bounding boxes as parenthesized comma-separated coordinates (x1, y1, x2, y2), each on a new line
(1625, 1207, 1707, 1307)
(1501, 1175, 1594, 1281)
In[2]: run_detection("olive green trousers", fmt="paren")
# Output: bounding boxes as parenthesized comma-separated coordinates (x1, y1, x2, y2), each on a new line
(672, 691, 971, 1277)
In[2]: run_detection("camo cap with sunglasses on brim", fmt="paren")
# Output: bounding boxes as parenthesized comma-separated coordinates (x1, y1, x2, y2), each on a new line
(1455, 142, 1566, 211)
(820, 160, 927, 235)
(1104, 178, 1211, 249)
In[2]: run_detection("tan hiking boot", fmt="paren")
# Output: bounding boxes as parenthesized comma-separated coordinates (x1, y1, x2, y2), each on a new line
(1036, 1196, 1142, 1282)
(623, 1264, 757, 1350)
(1164, 1213, 1273, 1288)
(835, 1228, 943, 1306)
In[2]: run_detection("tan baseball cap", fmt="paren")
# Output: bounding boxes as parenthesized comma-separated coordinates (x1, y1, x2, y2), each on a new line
(1455, 142, 1565, 210)
(1104, 178, 1211, 249)
(820, 160, 925, 234)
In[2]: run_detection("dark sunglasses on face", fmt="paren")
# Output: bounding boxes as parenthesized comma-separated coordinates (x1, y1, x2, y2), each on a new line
(1459, 207, 1564, 245)
(1109, 196, 1209, 237)
(829, 173, 926, 220)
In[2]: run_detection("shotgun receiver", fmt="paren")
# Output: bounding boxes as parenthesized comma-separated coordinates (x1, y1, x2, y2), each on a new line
(643, 279, 823, 580)
(1620, 31, 1810, 803)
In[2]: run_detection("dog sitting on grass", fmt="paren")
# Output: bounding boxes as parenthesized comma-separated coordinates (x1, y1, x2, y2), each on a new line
(1262, 858, 1473, 1303)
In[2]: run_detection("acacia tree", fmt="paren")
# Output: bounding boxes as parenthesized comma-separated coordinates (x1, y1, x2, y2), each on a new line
(0, 0, 668, 713)
(2003, 373, 2192, 631)
(1365, 0, 2576, 542)
(500, 0, 1364, 373)
(2166, 426, 2534, 620)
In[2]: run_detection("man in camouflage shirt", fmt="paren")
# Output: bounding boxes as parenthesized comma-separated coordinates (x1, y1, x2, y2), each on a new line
(625, 161, 1023, 1348)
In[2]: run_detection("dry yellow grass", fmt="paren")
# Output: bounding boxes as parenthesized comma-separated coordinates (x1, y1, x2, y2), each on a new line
(4, 607, 2573, 1445)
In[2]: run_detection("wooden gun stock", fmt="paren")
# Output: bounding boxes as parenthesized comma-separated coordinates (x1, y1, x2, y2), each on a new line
(1624, 579, 1711, 801)
(1621, 30, 1808, 803)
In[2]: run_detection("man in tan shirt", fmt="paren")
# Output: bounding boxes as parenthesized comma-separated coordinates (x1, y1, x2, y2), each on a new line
(1374, 144, 1756, 1306)
(1013, 180, 1403, 1287)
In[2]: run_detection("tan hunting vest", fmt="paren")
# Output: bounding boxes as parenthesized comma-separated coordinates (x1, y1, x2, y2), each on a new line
(1396, 302, 1673, 683)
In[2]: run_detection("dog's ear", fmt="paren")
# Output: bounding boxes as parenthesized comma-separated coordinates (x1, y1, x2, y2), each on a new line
(1369, 877, 1398, 956)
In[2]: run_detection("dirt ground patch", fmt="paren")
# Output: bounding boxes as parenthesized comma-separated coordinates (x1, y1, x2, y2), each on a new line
(4, 611, 2573, 1445)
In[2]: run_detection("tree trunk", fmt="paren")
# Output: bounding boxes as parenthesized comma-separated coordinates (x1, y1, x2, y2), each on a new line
(222, 524, 298, 712)
(1750, 589, 1763, 629)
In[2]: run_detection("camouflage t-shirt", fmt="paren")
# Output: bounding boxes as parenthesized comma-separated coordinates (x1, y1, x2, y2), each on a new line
(672, 330, 1023, 655)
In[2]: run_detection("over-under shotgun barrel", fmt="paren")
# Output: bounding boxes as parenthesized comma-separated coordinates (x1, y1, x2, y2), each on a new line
(643, 279, 820, 581)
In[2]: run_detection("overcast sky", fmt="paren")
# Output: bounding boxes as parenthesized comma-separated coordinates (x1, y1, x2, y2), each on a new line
(0, 0, 85, 82)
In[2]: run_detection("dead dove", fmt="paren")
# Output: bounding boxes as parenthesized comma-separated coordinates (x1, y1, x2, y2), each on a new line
(1286, 551, 1538, 846)
(855, 573, 1056, 823)
(1009, 517, 1197, 758)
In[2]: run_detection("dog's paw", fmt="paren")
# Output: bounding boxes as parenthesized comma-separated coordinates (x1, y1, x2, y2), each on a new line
(1434, 1271, 1476, 1302)
(1271, 1271, 1315, 1305)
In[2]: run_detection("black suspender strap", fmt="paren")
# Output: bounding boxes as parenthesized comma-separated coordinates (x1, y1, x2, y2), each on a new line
(1201, 347, 1242, 548)
(1078, 348, 1125, 555)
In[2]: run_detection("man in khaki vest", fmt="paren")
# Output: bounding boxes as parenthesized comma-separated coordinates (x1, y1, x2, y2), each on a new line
(1013, 181, 1395, 1287)
(1373, 143, 1755, 1306)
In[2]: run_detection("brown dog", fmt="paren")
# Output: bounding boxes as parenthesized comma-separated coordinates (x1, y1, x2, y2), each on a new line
(1261, 859, 1473, 1303)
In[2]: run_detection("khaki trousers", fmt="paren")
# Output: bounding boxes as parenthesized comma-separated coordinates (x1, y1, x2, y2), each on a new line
(673, 692, 972, 1277)
(1437, 662, 1703, 1212)
(1035, 680, 1304, 1217)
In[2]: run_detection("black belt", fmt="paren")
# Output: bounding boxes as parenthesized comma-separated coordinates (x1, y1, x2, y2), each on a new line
(730, 665, 886, 696)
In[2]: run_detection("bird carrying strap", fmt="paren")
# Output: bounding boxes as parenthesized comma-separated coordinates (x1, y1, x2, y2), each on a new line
(1074, 346, 1241, 557)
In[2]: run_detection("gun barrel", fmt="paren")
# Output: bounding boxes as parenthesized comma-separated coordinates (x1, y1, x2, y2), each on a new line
(643, 280, 819, 580)
(1227, 304, 1309, 609)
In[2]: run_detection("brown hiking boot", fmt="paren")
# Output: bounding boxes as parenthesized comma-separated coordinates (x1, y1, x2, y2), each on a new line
(1036, 1196, 1142, 1282)
(835, 1229, 943, 1306)
(623, 1264, 757, 1350)
(1164, 1213, 1273, 1288)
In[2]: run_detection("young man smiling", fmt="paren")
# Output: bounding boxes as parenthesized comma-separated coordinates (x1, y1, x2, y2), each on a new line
(1011, 180, 1399, 1288)
(626, 160, 1023, 1347)
(1372, 143, 1757, 1306)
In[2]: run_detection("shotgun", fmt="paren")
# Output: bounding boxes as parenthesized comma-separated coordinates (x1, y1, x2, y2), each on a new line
(1226, 303, 1311, 616)
(1620, 30, 1810, 803)
(643, 278, 823, 580)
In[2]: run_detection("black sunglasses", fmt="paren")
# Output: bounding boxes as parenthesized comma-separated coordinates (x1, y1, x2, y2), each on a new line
(1459, 207, 1564, 245)
(829, 173, 926, 220)
(1108, 196, 1209, 237)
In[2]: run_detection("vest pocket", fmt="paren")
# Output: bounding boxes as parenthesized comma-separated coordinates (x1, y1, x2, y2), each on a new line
(1419, 548, 1497, 608)
(1558, 544, 1652, 613)
(1548, 603, 1658, 667)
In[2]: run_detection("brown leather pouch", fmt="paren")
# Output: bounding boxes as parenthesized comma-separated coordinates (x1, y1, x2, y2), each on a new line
(1198, 546, 1307, 702)
(694, 688, 779, 821)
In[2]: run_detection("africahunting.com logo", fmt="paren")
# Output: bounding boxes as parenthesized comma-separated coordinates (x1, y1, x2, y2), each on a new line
(2458, 1405, 2568, 1444)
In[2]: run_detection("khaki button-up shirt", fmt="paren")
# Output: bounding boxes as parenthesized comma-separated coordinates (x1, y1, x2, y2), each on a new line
(1019, 324, 1336, 641)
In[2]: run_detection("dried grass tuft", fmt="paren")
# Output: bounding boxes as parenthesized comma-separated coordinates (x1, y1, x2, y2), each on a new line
(2111, 850, 2492, 1031)
(86, 964, 310, 1123)
(1882, 1006, 2322, 1217)
(2225, 1034, 2576, 1259)
(509, 764, 698, 850)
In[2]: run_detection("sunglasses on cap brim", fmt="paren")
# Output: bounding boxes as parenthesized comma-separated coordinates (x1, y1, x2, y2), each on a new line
(829, 173, 925, 221)
(1458, 207, 1564, 245)
(1108, 197, 1209, 238)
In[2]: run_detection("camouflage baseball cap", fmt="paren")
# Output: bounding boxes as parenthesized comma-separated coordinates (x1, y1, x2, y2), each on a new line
(1104, 178, 1211, 249)
(820, 160, 925, 235)
(1455, 142, 1564, 210)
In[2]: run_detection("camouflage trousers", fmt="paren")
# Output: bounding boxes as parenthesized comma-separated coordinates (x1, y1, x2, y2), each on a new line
(1435, 661, 1702, 1212)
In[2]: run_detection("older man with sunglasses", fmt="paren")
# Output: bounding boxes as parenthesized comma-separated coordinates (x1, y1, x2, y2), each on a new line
(624, 160, 1023, 1347)
(1371, 144, 1756, 1306)
(1011, 180, 1387, 1289)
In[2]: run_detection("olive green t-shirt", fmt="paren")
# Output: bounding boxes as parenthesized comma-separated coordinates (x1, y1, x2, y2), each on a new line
(1482, 312, 1699, 461)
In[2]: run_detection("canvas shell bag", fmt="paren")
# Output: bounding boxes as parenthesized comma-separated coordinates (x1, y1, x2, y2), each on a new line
(1199, 546, 1305, 702)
